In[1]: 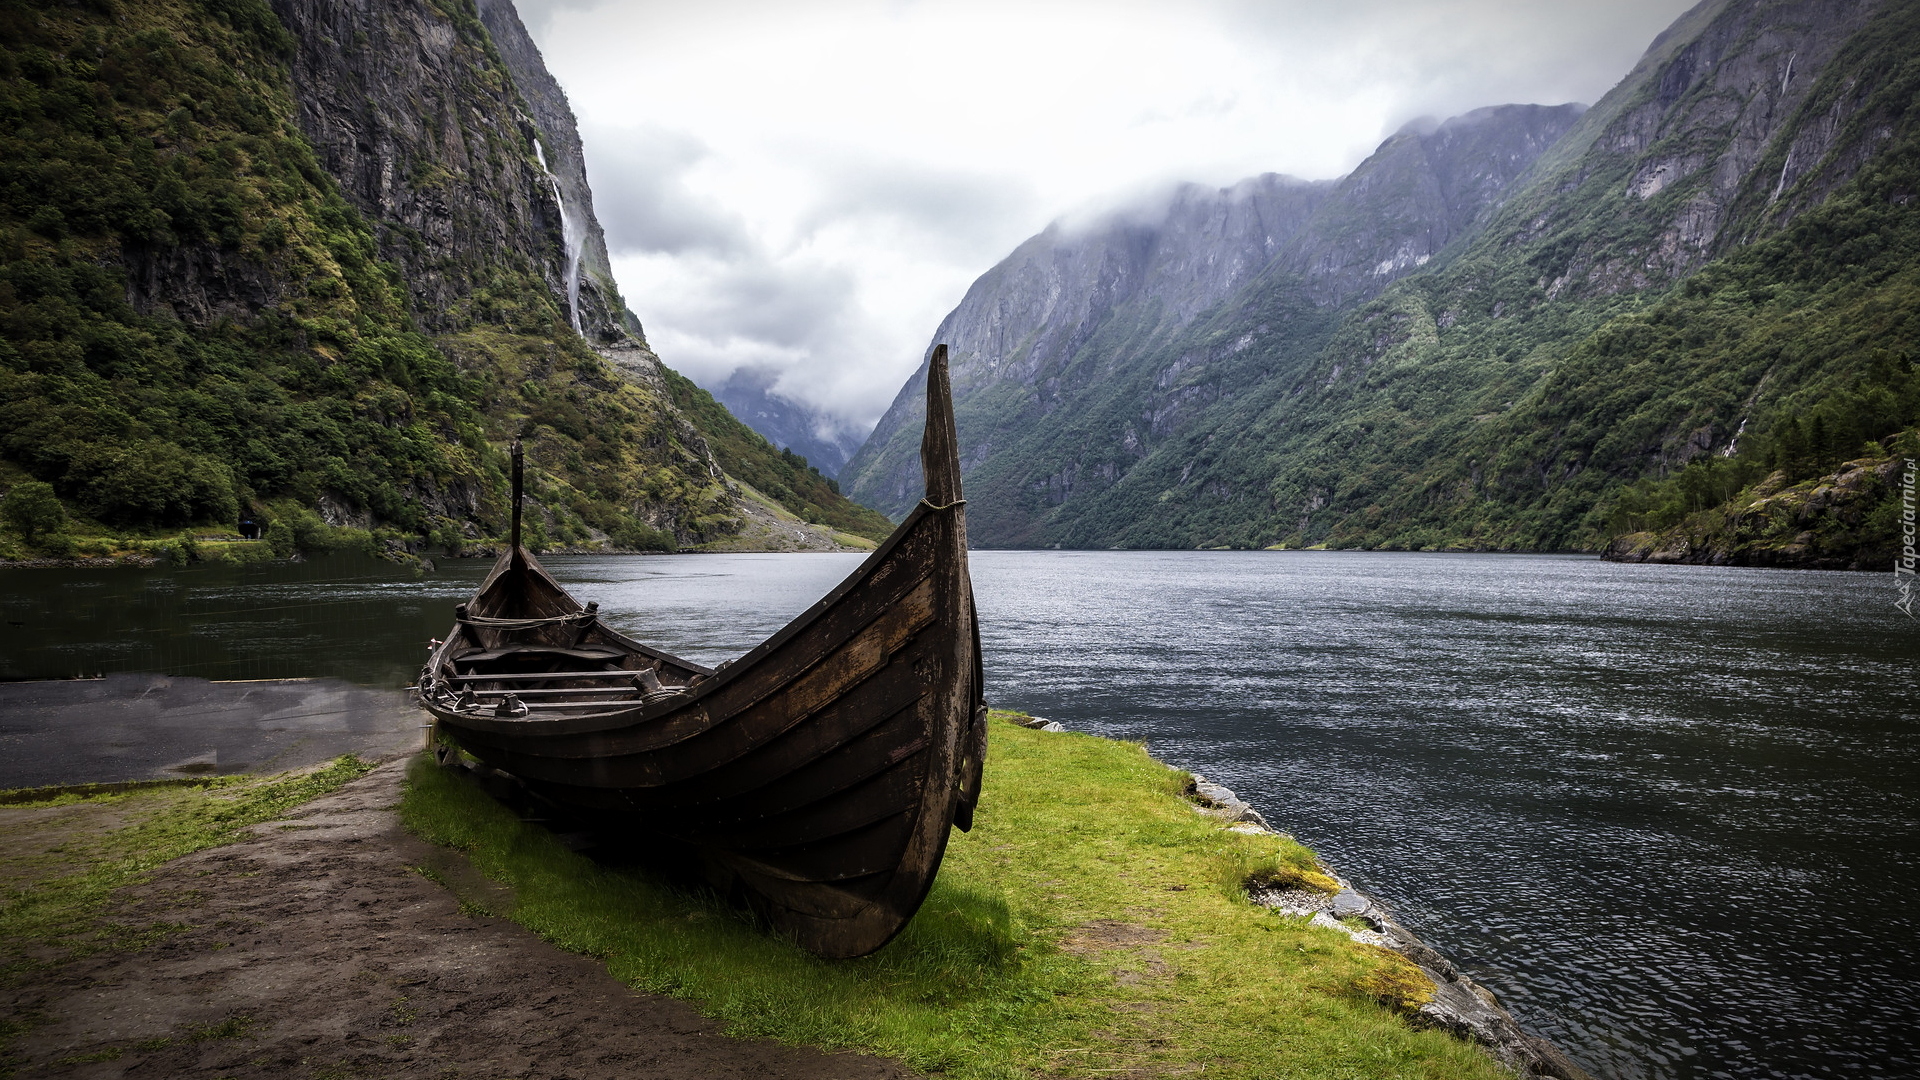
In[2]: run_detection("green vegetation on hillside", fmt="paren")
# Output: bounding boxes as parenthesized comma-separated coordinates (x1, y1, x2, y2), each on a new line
(1521, 139, 1920, 548)
(664, 367, 895, 542)
(984, 0, 1919, 562)
(404, 714, 1504, 1079)
(959, 282, 1340, 547)
(0, 0, 699, 554)
(0, 0, 476, 530)
(0, 0, 887, 562)
(1235, 114, 1918, 556)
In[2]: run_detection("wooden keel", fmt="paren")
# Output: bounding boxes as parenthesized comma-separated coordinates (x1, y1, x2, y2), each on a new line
(421, 344, 984, 958)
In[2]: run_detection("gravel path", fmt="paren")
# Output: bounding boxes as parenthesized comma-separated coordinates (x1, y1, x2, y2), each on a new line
(6, 758, 921, 1079)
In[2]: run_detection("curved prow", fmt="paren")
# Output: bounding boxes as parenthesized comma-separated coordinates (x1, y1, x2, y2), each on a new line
(429, 341, 989, 960)
(920, 343, 987, 836)
(921, 344, 962, 505)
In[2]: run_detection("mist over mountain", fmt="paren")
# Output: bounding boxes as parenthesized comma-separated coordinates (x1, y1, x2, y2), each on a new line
(705, 368, 866, 479)
(846, 0, 1918, 567)
(845, 100, 1586, 522)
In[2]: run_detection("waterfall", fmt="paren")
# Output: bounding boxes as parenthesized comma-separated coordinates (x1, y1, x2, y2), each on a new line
(534, 139, 584, 334)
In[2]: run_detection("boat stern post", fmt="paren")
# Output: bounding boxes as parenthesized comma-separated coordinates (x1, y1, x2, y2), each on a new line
(920, 344, 988, 832)
(509, 439, 524, 566)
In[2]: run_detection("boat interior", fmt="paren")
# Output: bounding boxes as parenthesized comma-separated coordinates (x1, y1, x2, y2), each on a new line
(428, 592, 712, 720)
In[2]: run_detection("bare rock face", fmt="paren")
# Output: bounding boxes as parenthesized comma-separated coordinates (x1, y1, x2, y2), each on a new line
(1281, 104, 1588, 306)
(843, 104, 1583, 523)
(261, 0, 757, 541)
(120, 243, 283, 325)
(949, 174, 1334, 391)
(268, 0, 660, 349)
(1527, 0, 1886, 295)
(267, 0, 592, 338)
(843, 173, 1326, 516)
(473, 0, 644, 347)
(264, 0, 655, 352)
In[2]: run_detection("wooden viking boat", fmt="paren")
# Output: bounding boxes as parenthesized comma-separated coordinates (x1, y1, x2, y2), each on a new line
(418, 345, 985, 959)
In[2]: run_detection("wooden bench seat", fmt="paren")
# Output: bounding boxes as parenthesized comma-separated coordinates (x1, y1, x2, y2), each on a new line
(448, 669, 637, 682)
(451, 645, 628, 665)
(465, 686, 645, 698)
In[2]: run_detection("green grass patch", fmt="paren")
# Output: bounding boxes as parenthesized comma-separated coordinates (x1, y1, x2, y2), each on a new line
(403, 715, 1501, 1079)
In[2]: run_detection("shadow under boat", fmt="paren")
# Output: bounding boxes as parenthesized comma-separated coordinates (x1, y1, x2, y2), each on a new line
(417, 344, 986, 959)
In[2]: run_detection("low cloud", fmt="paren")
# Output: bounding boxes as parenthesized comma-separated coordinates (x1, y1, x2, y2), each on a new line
(503, 0, 601, 37)
(583, 125, 749, 257)
(796, 156, 1041, 263)
(536, 0, 1700, 434)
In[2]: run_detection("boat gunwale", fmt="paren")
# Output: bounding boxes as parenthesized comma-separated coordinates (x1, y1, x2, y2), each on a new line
(426, 498, 947, 739)
(445, 672, 933, 811)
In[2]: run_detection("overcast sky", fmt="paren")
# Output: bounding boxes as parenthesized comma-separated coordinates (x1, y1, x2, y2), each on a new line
(519, 0, 1701, 441)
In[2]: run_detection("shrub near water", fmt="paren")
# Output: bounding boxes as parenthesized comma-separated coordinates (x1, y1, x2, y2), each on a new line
(403, 714, 1504, 1079)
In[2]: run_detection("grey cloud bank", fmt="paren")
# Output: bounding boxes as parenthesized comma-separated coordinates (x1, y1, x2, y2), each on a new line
(513, 0, 1702, 438)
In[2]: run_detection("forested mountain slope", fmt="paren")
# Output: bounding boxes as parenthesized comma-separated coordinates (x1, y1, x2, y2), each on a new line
(844, 104, 1587, 534)
(0, 0, 888, 560)
(848, 0, 1915, 564)
(1141, 0, 1915, 556)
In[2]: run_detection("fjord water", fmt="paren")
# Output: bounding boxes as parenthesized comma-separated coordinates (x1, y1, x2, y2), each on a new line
(4, 551, 1911, 1078)
(0, 555, 492, 686)
(963, 552, 1918, 1080)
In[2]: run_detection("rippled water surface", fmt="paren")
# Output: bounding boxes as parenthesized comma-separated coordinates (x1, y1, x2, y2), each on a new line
(965, 551, 1918, 1080)
(4, 550, 1913, 1079)
(0, 555, 487, 685)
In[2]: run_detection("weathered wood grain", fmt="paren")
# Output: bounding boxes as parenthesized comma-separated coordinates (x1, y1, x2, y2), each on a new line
(418, 345, 982, 958)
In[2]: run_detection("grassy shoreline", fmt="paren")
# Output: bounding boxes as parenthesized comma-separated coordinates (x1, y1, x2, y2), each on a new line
(404, 712, 1507, 1079)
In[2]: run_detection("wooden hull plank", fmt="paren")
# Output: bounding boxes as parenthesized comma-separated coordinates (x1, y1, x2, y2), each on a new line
(420, 345, 981, 958)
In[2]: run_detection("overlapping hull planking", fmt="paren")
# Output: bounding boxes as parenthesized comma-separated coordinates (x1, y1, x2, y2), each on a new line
(418, 346, 984, 958)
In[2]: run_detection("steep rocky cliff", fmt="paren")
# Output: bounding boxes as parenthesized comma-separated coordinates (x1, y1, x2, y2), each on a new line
(472, 0, 641, 347)
(1280, 104, 1588, 305)
(844, 103, 1585, 528)
(1233, 0, 1918, 555)
(847, 0, 1917, 557)
(843, 172, 1327, 516)
(0, 0, 889, 558)
(1466, 0, 1886, 298)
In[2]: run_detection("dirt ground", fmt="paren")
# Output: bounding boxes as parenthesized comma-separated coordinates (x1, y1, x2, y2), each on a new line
(3, 758, 922, 1079)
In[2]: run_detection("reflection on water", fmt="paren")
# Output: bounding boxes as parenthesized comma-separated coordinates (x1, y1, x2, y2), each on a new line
(1, 549, 1912, 1079)
(0, 555, 489, 686)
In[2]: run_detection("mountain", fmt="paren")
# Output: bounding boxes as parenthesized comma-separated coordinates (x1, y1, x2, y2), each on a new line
(0, 0, 890, 558)
(844, 102, 1588, 531)
(845, 0, 1917, 565)
(473, 0, 638, 348)
(706, 367, 866, 479)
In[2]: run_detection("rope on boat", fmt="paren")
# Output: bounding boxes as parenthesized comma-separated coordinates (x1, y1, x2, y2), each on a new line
(456, 611, 597, 630)
(918, 498, 967, 511)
